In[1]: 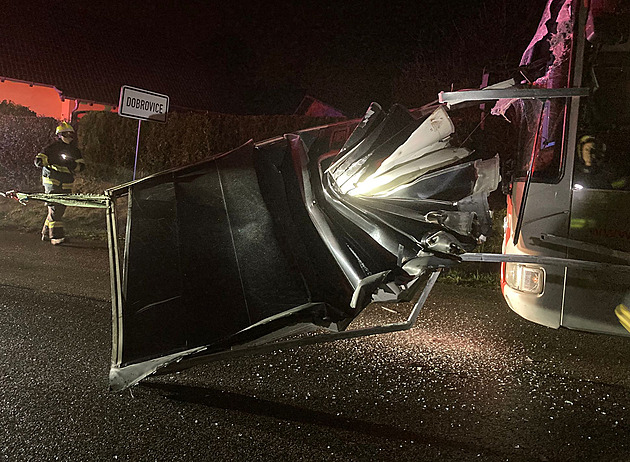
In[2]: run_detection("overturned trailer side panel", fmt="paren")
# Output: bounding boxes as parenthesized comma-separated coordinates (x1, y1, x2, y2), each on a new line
(107, 105, 500, 390)
(107, 140, 353, 386)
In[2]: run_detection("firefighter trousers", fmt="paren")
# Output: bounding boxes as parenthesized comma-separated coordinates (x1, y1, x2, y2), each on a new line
(42, 203, 66, 240)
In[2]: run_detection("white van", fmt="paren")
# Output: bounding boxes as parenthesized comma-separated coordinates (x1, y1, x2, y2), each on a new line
(499, 0, 630, 336)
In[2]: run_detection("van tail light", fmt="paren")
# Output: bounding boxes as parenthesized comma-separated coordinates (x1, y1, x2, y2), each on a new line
(504, 263, 545, 295)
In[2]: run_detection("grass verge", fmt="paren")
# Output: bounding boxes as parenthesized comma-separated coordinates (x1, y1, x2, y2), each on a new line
(440, 267, 501, 288)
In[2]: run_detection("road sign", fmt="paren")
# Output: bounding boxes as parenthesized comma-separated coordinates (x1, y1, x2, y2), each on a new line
(118, 85, 169, 123)
(118, 85, 169, 180)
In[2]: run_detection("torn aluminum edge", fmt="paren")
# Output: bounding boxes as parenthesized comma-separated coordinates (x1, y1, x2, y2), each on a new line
(492, 0, 574, 118)
(331, 106, 466, 197)
(326, 106, 498, 242)
(109, 319, 327, 392)
(520, 0, 573, 68)
(109, 270, 442, 392)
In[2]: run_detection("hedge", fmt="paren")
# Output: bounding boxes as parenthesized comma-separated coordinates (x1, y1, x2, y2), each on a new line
(0, 115, 58, 190)
(0, 100, 37, 117)
(0, 110, 342, 190)
(77, 111, 342, 181)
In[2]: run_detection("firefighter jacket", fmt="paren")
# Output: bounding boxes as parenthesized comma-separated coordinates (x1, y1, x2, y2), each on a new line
(34, 140, 85, 193)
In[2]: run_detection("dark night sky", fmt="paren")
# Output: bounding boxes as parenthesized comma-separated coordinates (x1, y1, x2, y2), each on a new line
(7, 0, 548, 115)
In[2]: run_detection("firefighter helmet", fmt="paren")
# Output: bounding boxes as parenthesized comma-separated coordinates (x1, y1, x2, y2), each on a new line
(55, 122, 75, 135)
(577, 135, 605, 168)
(56, 122, 76, 144)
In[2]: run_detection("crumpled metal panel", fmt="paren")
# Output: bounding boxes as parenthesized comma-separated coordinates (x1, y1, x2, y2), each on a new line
(107, 103, 500, 390)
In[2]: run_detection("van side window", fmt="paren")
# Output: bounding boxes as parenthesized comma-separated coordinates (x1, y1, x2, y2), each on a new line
(574, 45, 630, 190)
(512, 98, 567, 183)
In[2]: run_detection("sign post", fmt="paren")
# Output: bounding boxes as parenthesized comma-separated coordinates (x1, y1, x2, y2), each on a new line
(118, 85, 169, 180)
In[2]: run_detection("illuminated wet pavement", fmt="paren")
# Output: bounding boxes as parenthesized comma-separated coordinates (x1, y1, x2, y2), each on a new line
(1, 230, 629, 461)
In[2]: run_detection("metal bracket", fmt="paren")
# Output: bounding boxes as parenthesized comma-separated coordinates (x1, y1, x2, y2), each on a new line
(540, 234, 630, 263)
(439, 87, 590, 108)
(460, 252, 630, 273)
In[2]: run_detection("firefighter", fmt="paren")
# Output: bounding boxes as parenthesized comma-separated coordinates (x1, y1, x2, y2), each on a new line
(34, 122, 85, 245)
(573, 135, 611, 190)
(615, 293, 630, 334)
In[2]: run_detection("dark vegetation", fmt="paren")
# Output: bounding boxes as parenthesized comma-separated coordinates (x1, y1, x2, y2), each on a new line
(0, 109, 341, 239)
(0, 100, 37, 117)
(0, 114, 57, 189)
(78, 111, 341, 183)
(0, 110, 341, 191)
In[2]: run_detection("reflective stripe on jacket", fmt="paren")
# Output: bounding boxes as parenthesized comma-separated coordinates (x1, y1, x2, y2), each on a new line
(36, 140, 84, 193)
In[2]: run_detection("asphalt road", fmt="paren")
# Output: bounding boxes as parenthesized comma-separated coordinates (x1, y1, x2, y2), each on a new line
(1, 230, 629, 461)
